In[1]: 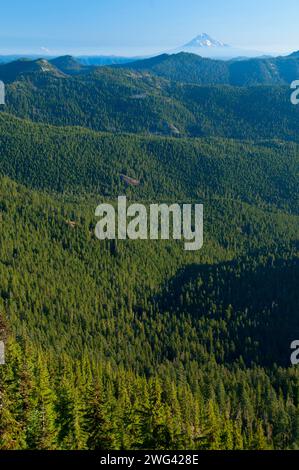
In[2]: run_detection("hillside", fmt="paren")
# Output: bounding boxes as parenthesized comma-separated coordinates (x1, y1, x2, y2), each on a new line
(2, 51, 299, 88)
(119, 51, 299, 86)
(0, 48, 299, 452)
(49, 55, 89, 75)
(0, 169, 298, 449)
(1, 66, 299, 140)
(0, 112, 298, 213)
(0, 58, 64, 82)
(120, 53, 230, 84)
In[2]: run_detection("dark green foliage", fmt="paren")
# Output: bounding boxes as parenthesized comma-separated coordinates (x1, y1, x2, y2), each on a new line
(0, 174, 298, 449)
(0, 52, 298, 451)
(0, 59, 63, 83)
(119, 53, 230, 85)
(1, 339, 299, 450)
(121, 51, 299, 86)
(0, 113, 298, 214)
(1, 66, 299, 140)
(49, 56, 89, 76)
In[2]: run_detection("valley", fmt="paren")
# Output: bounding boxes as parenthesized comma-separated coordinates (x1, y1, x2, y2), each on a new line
(0, 47, 298, 451)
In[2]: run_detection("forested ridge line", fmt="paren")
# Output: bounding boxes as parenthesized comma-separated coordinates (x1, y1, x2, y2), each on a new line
(0, 65, 299, 140)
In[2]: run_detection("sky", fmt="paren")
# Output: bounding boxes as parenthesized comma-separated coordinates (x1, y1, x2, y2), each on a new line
(0, 0, 298, 56)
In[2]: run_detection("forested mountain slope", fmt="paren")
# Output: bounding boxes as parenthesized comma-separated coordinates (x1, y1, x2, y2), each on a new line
(4, 51, 299, 87)
(119, 51, 299, 86)
(1, 66, 299, 140)
(0, 112, 298, 213)
(0, 50, 299, 451)
(0, 175, 298, 449)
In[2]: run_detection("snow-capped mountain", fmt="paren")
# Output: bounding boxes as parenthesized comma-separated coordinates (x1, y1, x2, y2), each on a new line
(183, 33, 229, 49)
(175, 33, 268, 60)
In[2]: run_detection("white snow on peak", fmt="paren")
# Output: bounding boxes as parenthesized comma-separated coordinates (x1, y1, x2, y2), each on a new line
(184, 33, 229, 49)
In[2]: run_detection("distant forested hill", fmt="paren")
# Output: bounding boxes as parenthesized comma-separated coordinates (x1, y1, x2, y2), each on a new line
(0, 65, 299, 140)
(3, 51, 299, 87)
(119, 51, 299, 86)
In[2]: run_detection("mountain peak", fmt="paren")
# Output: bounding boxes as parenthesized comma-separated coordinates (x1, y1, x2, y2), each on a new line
(184, 33, 229, 48)
(0, 58, 64, 83)
(50, 55, 87, 75)
(51, 55, 80, 67)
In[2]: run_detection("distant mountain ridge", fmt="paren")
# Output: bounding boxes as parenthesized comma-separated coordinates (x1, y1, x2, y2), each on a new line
(0, 54, 137, 66)
(2, 49, 299, 87)
(1, 58, 299, 142)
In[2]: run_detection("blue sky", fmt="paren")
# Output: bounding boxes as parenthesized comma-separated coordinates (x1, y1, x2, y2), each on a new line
(1, 0, 298, 55)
